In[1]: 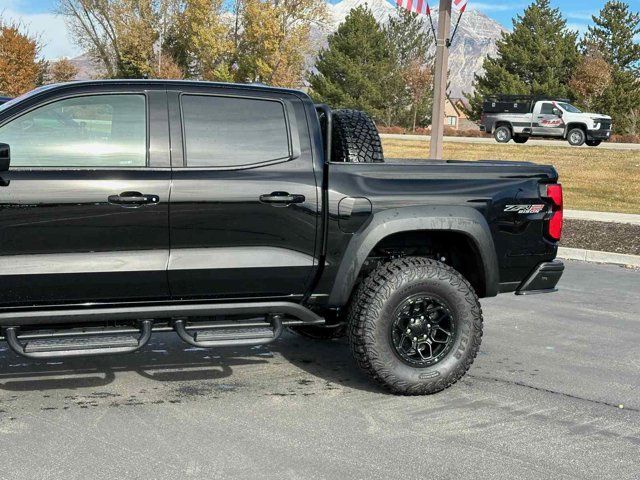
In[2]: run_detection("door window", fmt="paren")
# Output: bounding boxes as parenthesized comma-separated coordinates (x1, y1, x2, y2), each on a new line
(540, 103, 556, 115)
(181, 95, 290, 168)
(0, 94, 147, 167)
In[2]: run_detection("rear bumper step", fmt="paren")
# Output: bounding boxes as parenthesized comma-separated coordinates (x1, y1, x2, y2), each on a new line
(515, 260, 564, 295)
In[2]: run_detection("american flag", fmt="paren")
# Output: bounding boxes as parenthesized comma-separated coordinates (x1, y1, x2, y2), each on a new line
(396, 0, 431, 15)
(396, 0, 468, 15)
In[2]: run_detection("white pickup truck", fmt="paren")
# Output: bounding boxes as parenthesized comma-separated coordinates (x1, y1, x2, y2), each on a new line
(480, 96, 613, 147)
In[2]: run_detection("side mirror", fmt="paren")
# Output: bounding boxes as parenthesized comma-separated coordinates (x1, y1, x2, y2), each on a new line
(552, 108, 563, 117)
(0, 143, 9, 171)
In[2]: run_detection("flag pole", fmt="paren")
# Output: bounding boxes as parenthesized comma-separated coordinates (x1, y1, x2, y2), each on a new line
(429, 0, 453, 160)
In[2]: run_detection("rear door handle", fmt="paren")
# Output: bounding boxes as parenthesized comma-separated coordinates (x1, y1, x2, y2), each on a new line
(108, 191, 160, 207)
(259, 192, 305, 205)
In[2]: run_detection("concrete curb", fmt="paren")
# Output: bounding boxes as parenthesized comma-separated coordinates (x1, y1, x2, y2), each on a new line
(558, 247, 640, 267)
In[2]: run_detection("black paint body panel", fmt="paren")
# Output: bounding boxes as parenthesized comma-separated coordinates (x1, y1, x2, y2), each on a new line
(0, 80, 560, 317)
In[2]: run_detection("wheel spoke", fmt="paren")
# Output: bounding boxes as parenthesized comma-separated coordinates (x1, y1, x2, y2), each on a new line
(417, 342, 433, 360)
(391, 295, 456, 367)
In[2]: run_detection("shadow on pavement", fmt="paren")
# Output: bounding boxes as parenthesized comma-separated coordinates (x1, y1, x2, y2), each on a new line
(0, 331, 384, 394)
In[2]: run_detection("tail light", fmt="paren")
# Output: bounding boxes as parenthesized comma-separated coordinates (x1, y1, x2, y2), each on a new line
(545, 184, 563, 241)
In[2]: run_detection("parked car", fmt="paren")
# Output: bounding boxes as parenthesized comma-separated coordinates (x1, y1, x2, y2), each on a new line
(0, 81, 564, 395)
(480, 95, 612, 146)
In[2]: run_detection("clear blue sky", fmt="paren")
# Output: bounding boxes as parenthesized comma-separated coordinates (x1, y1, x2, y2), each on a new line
(1, 0, 638, 59)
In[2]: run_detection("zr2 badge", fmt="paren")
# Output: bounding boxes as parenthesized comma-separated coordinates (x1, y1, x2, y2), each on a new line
(504, 204, 546, 214)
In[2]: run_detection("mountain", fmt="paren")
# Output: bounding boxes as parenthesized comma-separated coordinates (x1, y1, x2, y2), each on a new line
(324, 0, 507, 98)
(69, 53, 103, 80)
(329, 0, 396, 24)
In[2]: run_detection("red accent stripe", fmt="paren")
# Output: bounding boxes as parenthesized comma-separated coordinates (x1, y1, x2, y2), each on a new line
(406, 0, 413, 11)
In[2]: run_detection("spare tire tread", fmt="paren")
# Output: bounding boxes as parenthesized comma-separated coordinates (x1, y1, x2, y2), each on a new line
(332, 109, 384, 163)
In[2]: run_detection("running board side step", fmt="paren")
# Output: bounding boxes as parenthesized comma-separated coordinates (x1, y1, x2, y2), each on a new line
(4, 320, 152, 359)
(0, 301, 324, 359)
(0, 301, 323, 326)
(174, 315, 284, 348)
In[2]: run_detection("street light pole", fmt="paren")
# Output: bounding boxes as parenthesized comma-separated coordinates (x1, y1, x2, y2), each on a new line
(429, 0, 452, 160)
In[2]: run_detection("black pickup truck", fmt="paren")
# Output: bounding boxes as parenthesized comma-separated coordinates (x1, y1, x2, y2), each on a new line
(0, 81, 564, 395)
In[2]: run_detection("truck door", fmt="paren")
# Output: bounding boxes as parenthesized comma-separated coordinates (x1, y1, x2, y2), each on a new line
(0, 87, 171, 306)
(533, 102, 565, 137)
(167, 88, 319, 300)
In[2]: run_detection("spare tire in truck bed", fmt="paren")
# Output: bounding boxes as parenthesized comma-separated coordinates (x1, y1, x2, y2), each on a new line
(331, 109, 384, 163)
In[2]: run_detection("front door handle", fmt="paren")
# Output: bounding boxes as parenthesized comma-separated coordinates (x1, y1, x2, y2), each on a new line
(259, 192, 305, 205)
(108, 191, 160, 207)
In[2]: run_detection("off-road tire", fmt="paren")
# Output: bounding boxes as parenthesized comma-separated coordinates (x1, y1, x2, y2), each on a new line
(494, 125, 512, 143)
(586, 139, 602, 147)
(331, 109, 384, 163)
(289, 324, 347, 340)
(567, 128, 586, 146)
(347, 257, 483, 395)
(513, 135, 529, 144)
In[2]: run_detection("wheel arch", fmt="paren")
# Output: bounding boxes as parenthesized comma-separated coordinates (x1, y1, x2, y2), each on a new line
(493, 121, 513, 134)
(327, 206, 500, 306)
(564, 122, 588, 138)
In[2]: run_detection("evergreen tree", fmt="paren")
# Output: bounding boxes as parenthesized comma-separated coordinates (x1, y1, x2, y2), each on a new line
(386, 9, 431, 68)
(466, 0, 579, 120)
(583, 1, 640, 73)
(385, 9, 434, 128)
(309, 6, 396, 123)
(581, 1, 640, 134)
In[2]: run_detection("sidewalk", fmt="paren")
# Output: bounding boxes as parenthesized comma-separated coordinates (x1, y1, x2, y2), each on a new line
(565, 210, 640, 225)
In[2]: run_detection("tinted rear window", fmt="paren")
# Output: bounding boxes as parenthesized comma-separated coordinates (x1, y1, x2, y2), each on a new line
(182, 95, 290, 168)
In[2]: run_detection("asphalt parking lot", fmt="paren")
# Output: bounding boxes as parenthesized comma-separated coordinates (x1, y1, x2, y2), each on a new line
(0, 260, 638, 479)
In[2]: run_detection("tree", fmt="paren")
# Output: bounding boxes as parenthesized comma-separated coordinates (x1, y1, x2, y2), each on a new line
(385, 8, 433, 128)
(466, 0, 580, 120)
(58, 0, 159, 78)
(0, 21, 46, 96)
(568, 48, 613, 111)
(403, 58, 433, 131)
(236, 0, 327, 87)
(583, 1, 640, 73)
(154, 53, 185, 79)
(310, 6, 396, 122)
(47, 58, 79, 84)
(580, 1, 640, 133)
(165, 0, 234, 81)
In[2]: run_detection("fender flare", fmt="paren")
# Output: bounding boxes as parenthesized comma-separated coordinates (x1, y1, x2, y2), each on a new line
(327, 205, 500, 306)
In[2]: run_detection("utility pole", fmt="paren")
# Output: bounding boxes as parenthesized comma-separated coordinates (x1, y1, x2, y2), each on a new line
(429, 0, 452, 160)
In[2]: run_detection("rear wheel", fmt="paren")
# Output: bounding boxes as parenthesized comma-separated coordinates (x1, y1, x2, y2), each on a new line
(567, 128, 586, 146)
(586, 139, 602, 147)
(513, 135, 529, 144)
(347, 257, 483, 395)
(494, 125, 512, 143)
(331, 109, 384, 163)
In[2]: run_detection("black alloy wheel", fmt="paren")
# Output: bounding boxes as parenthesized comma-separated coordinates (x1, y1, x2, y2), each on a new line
(391, 295, 456, 367)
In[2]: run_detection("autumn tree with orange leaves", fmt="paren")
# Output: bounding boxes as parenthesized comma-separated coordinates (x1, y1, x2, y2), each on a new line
(0, 21, 46, 97)
(47, 58, 79, 84)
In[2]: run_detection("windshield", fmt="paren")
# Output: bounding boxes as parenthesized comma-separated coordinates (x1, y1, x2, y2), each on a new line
(558, 103, 582, 114)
